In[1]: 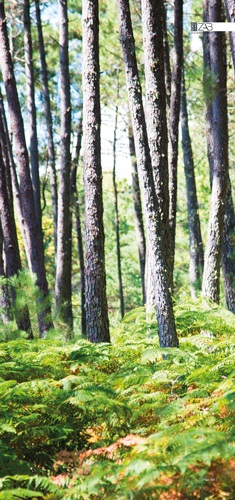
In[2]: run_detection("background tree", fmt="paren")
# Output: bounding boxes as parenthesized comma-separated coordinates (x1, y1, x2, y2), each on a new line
(55, 0, 73, 331)
(0, 0, 53, 337)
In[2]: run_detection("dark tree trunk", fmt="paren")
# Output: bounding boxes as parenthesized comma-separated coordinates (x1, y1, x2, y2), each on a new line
(24, 0, 41, 229)
(141, 0, 172, 289)
(128, 122, 146, 305)
(202, 0, 228, 303)
(83, 0, 110, 343)
(0, 1, 53, 337)
(0, 134, 32, 334)
(168, 0, 183, 276)
(35, 0, 58, 252)
(113, 105, 125, 318)
(55, 0, 73, 331)
(70, 117, 86, 336)
(181, 72, 204, 297)
(117, 0, 178, 347)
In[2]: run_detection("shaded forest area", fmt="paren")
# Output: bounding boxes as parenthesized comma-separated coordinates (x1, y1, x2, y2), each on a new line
(1, 0, 235, 497)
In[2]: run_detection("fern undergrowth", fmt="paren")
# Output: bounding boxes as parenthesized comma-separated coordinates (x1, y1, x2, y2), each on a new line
(1, 298, 235, 499)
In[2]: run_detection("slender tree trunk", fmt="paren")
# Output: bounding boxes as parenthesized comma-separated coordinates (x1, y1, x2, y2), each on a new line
(55, 0, 73, 331)
(24, 0, 41, 229)
(128, 122, 146, 305)
(35, 0, 58, 252)
(0, 1, 53, 337)
(83, 0, 110, 343)
(202, 0, 228, 303)
(117, 0, 178, 347)
(113, 105, 125, 318)
(141, 0, 172, 289)
(0, 137, 32, 334)
(168, 0, 183, 276)
(70, 117, 86, 336)
(181, 72, 204, 297)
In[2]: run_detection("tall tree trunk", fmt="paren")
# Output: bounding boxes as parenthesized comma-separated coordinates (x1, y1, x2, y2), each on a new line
(113, 105, 125, 318)
(181, 72, 204, 297)
(117, 0, 178, 347)
(202, 0, 228, 303)
(83, 0, 110, 343)
(0, 136, 32, 334)
(141, 0, 172, 290)
(168, 0, 183, 277)
(55, 0, 73, 331)
(0, 1, 53, 337)
(24, 0, 41, 229)
(128, 121, 146, 305)
(35, 0, 58, 252)
(70, 117, 86, 336)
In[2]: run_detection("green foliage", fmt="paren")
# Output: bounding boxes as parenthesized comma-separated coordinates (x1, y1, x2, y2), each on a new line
(0, 299, 235, 498)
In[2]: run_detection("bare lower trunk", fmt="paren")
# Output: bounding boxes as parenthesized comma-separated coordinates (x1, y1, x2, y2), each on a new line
(128, 122, 146, 304)
(113, 105, 124, 318)
(24, 0, 41, 229)
(117, 0, 178, 347)
(181, 72, 204, 296)
(168, 0, 183, 277)
(70, 117, 86, 336)
(35, 0, 58, 252)
(222, 177, 235, 313)
(55, 0, 73, 332)
(141, 0, 172, 290)
(83, 0, 110, 343)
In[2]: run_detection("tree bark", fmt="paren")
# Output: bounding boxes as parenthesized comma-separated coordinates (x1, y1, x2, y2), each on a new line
(202, 0, 228, 304)
(0, 1, 53, 337)
(70, 117, 86, 336)
(117, 0, 178, 347)
(224, 0, 235, 73)
(168, 0, 183, 276)
(24, 0, 41, 229)
(181, 72, 204, 297)
(141, 0, 172, 289)
(128, 121, 146, 305)
(35, 0, 58, 252)
(222, 177, 235, 313)
(113, 105, 125, 318)
(83, 0, 110, 343)
(55, 0, 73, 332)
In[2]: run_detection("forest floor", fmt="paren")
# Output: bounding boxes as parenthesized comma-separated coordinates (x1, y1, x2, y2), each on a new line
(1, 298, 235, 499)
